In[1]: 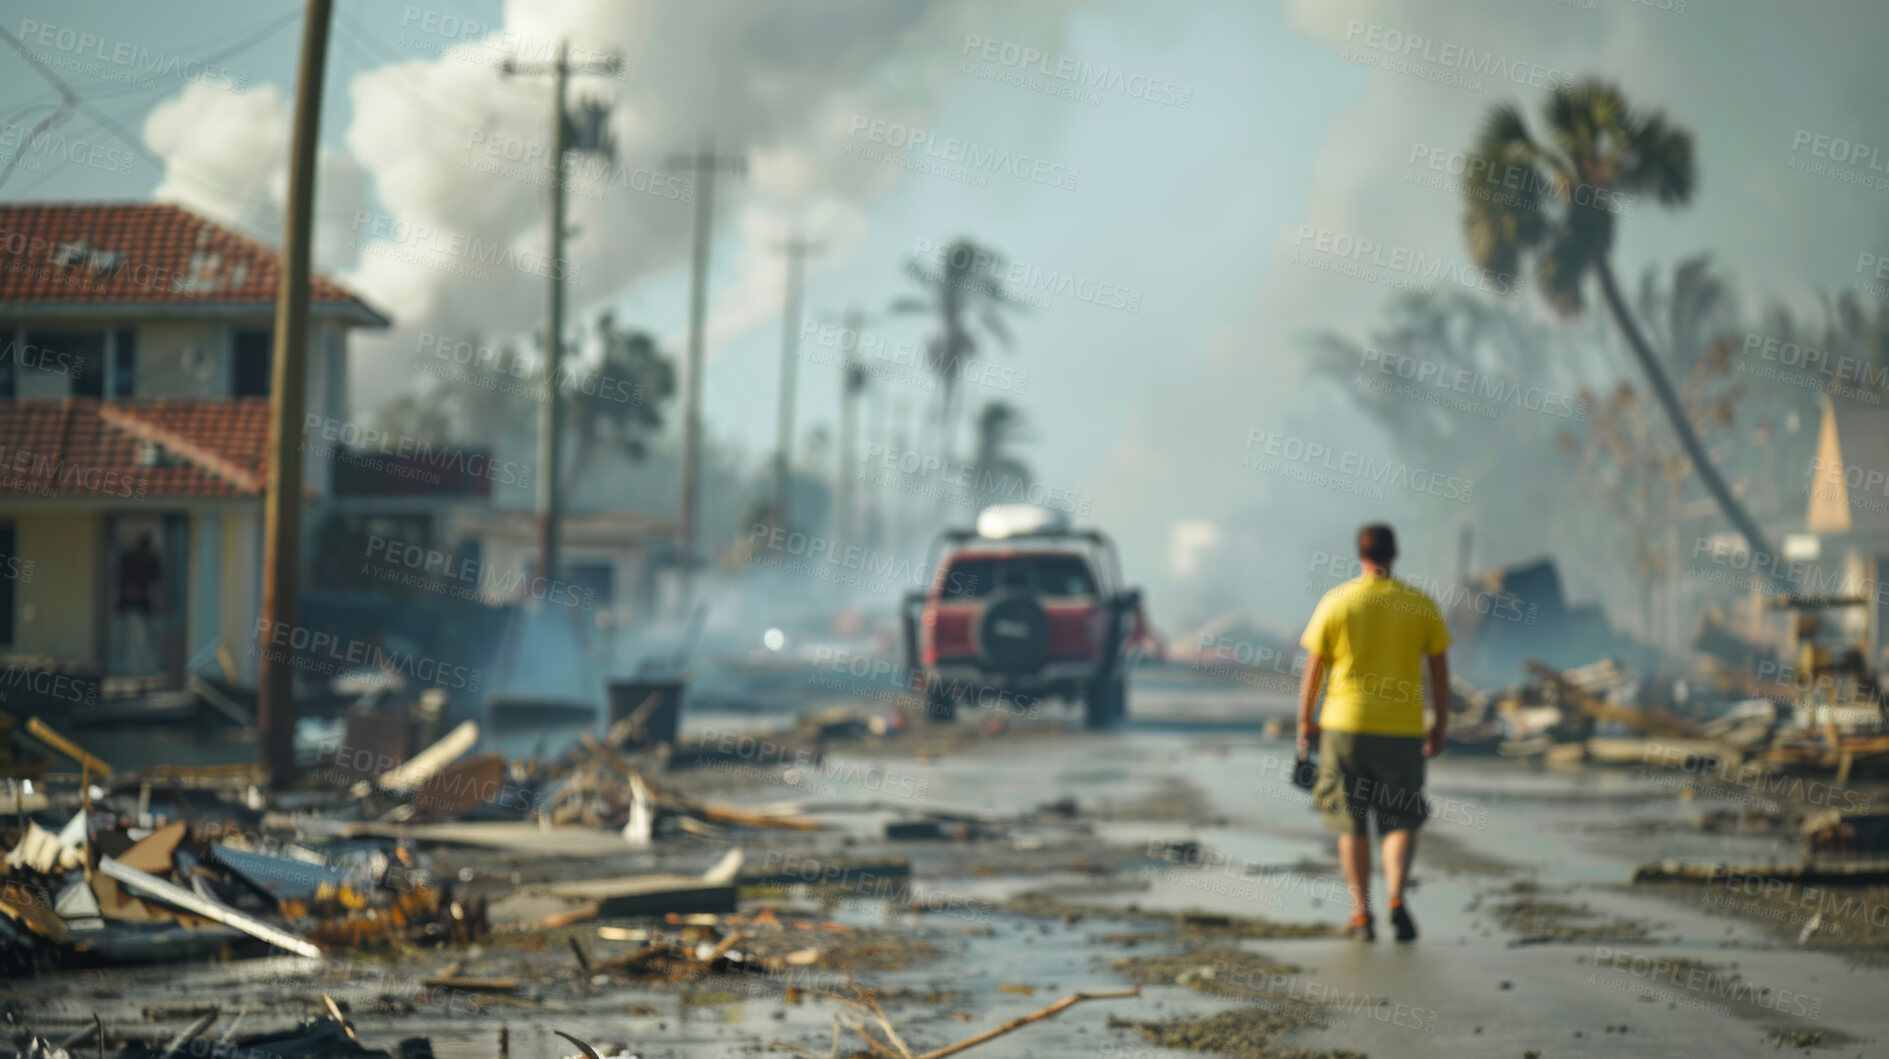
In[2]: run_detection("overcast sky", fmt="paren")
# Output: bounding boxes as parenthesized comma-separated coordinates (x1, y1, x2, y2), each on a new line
(5, 0, 1888, 632)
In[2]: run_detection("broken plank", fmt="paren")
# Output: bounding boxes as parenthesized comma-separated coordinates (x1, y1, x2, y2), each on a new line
(352, 720, 478, 797)
(737, 855, 911, 892)
(338, 822, 634, 857)
(25, 717, 112, 776)
(543, 875, 736, 917)
(98, 855, 321, 957)
(421, 975, 517, 993)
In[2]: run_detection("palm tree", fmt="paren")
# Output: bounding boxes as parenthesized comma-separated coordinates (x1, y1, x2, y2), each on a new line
(1462, 80, 1780, 578)
(891, 237, 1023, 464)
(561, 311, 677, 501)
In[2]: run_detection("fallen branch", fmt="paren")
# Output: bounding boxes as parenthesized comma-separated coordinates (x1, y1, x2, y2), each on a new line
(864, 992, 915, 1059)
(554, 1031, 600, 1059)
(918, 988, 1139, 1059)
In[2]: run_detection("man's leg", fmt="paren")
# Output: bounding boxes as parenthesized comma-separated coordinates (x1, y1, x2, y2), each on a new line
(1381, 827, 1416, 904)
(1338, 832, 1371, 917)
(1314, 731, 1374, 939)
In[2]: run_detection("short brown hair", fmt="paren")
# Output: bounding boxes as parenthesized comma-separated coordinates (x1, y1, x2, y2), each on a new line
(1358, 523, 1397, 564)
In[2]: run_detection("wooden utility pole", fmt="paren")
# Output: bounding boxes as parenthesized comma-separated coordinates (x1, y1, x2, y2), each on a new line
(768, 232, 823, 532)
(835, 307, 865, 552)
(502, 45, 620, 584)
(666, 142, 745, 605)
(258, 0, 333, 788)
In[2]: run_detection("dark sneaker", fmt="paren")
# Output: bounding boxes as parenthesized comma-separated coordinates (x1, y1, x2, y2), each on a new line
(1345, 914, 1375, 942)
(1389, 902, 1417, 942)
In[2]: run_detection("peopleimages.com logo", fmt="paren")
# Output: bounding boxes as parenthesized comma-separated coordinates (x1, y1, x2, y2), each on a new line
(958, 34, 1193, 108)
(252, 619, 481, 691)
(1242, 429, 1476, 503)
(1291, 224, 1524, 298)
(301, 416, 534, 488)
(844, 116, 1079, 191)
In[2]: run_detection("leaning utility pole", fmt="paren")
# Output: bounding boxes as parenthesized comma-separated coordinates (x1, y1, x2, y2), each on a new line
(258, 0, 332, 789)
(666, 142, 745, 604)
(502, 43, 620, 584)
(768, 232, 823, 532)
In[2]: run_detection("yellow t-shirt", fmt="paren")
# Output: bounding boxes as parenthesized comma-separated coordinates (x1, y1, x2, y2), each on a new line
(1299, 574, 1451, 737)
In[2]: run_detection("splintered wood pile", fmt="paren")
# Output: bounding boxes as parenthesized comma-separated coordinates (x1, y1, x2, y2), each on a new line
(1764, 733, 1889, 783)
(1525, 659, 1702, 739)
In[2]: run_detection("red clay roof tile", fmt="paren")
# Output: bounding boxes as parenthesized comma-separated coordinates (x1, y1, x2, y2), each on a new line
(0, 202, 383, 321)
(0, 397, 272, 499)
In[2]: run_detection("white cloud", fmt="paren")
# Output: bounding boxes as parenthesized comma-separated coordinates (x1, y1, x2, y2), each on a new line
(143, 81, 367, 276)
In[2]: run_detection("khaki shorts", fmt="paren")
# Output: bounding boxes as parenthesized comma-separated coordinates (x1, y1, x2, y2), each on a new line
(1313, 729, 1427, 835)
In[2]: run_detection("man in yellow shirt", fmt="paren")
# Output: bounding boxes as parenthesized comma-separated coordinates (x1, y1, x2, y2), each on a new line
(1297, 523, 1450, 942)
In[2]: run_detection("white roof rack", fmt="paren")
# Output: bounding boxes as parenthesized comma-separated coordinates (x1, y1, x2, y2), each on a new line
(975, 504, 1070, 540)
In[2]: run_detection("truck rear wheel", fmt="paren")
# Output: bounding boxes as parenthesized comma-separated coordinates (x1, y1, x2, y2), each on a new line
(924, 678, 958, 722)
(1084, 677, 1124, 730)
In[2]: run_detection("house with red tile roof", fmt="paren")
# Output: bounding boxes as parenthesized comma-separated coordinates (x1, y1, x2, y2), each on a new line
(0, 202, 388, 680)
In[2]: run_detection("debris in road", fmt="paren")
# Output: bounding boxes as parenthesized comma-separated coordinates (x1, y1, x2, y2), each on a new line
(24, 716, 113, 776)
(98, 854, 323, 957)
(543, 874, 737, 917)
(813, 983, 1140, 1059)
(352, 720, 479, 798)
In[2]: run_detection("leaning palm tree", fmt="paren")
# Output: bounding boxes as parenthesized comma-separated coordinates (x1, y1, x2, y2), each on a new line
(890, 237, 1023, 465)
(1462, 80, 1779, 577)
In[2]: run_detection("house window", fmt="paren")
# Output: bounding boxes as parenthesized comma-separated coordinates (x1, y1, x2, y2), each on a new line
(15, 331, 104, 397)
(233, 327, 272, 397)
(567, 562, 614, 609)
(0, 523, 15, 645)
(0, 329, 14, 399)
(112, 328, 137, 398)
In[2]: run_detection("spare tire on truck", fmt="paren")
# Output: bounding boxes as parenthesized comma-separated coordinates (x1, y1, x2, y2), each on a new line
(974, 594, 1052, 674)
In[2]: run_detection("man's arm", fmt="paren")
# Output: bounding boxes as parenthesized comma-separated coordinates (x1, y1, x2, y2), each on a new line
(1297, 652, 1327, 757)
(1425, 652, 1449, 757)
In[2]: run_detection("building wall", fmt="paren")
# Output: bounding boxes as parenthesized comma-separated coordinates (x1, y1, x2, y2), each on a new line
(188, 509, 223, 667)
(11, 511, 101, 661)
(133, 320, 229, 398)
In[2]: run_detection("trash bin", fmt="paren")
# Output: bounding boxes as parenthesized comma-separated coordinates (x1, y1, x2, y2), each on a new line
(606, 678, 687, 748)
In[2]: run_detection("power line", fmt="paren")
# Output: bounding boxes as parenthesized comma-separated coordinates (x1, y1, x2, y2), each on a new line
(0, 22, 281, 229)
(70, 7, 302, 102)
(0, 11, 295, 189)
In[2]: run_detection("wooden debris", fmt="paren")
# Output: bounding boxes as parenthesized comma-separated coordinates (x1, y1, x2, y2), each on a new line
(1526, 660, 1701, 738)
(117, 820, 186, 874)
(543, 874, 736, 917)
(821, 984, 1140, 1059)
(554, 1031, 600, 1059)
(98, 855, 322, 958)
(420, 975, 517, 993)
(354, 720, 478, 797)
(25, 716, 112, 776)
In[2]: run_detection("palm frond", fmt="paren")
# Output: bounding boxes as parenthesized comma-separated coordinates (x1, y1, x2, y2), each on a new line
(1546, 79, 1627, 175)
(1462, 103, 1550, 272)
(1623, 107, 1695, 205)
(902, 258, 936, 286)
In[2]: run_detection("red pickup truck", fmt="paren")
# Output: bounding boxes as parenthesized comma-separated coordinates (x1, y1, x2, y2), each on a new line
(900, 507, 1143, 728)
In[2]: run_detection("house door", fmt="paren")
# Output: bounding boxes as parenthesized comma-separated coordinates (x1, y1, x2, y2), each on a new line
(105, 513, 189, 676)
